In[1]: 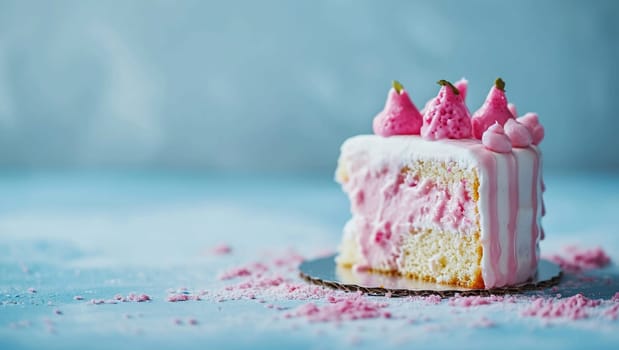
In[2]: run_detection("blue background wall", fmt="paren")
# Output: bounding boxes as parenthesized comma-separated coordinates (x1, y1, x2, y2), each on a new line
(0, 0, 617, 173)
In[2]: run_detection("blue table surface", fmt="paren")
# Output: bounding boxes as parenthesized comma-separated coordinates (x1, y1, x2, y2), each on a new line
(1, 171, 618, 350)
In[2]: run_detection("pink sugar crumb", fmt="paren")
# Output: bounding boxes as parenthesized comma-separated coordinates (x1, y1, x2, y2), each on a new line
(54, 309, 63, 315)
(449, 294, 512, 307)
(73, 295, 84, 301)
(545, 246, 611, 273)
(212, 244, 233, 255)
(422, 295, 443, 305)
(474, 317, 496, 328)
(126, 293, 151, 302)
(167, 294, 191, 302)
(188, 318, 199, 325)
(218, 262, 269, 280)
(522, 294, 602, 320)
(27, 288, 36, 294)
(286, 292, 389, 323)
(218, 267, 252, 280)
(605, 304, 619, 320)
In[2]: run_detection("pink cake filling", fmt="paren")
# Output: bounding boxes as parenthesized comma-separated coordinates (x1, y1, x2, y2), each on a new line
(343, 162, 477, 270)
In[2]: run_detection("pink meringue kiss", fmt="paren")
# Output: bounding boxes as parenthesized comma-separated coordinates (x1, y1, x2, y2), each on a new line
(482, 122, 512, 153)
(517, 112, 545, 145)
(504, 119, 532, 148)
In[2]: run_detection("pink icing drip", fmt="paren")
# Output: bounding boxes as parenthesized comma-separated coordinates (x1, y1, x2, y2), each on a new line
(506, 153, 519, 285)
(530, 147, 540, 270)
(481, 123, 512, 153)
(373, 88, 423, 137)
(470, 145, 502, 287)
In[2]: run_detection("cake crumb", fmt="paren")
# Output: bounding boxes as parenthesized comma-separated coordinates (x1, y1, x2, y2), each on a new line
(545, 246, 611, 273)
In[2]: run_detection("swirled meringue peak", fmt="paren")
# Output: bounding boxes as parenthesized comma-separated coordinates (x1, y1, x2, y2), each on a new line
(372, 80, 423, 137)
(420, 80, 472, 140)
(471, 78, 515, 139)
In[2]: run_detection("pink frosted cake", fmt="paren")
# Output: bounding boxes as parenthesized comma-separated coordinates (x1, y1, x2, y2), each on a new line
(335, 78, 545, 289)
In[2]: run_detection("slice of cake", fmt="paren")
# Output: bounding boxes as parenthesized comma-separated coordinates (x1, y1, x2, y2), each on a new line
(335, 79, 545, 289)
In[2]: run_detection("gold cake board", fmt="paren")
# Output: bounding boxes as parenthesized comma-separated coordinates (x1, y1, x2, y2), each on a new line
(299, 255, 562, 298)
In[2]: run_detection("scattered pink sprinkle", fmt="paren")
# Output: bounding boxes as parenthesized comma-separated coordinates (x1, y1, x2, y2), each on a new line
(188, 318, 199, 325)
(218, 267, 253, 280)
(212, 244, 233, 255)
(449, 294, 513, 307)
(54, 309, 62, 315)
(472, 317, 496, 328)
(126, 293, 151, 302)
(545, 246, 611, 273)
(420, 295, 442, 305)
(167, 294, 191, 302)
(522, 294, 602, 320)
(285, 292, 389, 323)
(88, 293, 151, 305)
(605, 304, 619, 320)
(73, 295, 84, 301)
(272, 250, 305, 268)
(173, 318, 183, 325)
(27, 288, 36, 294)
